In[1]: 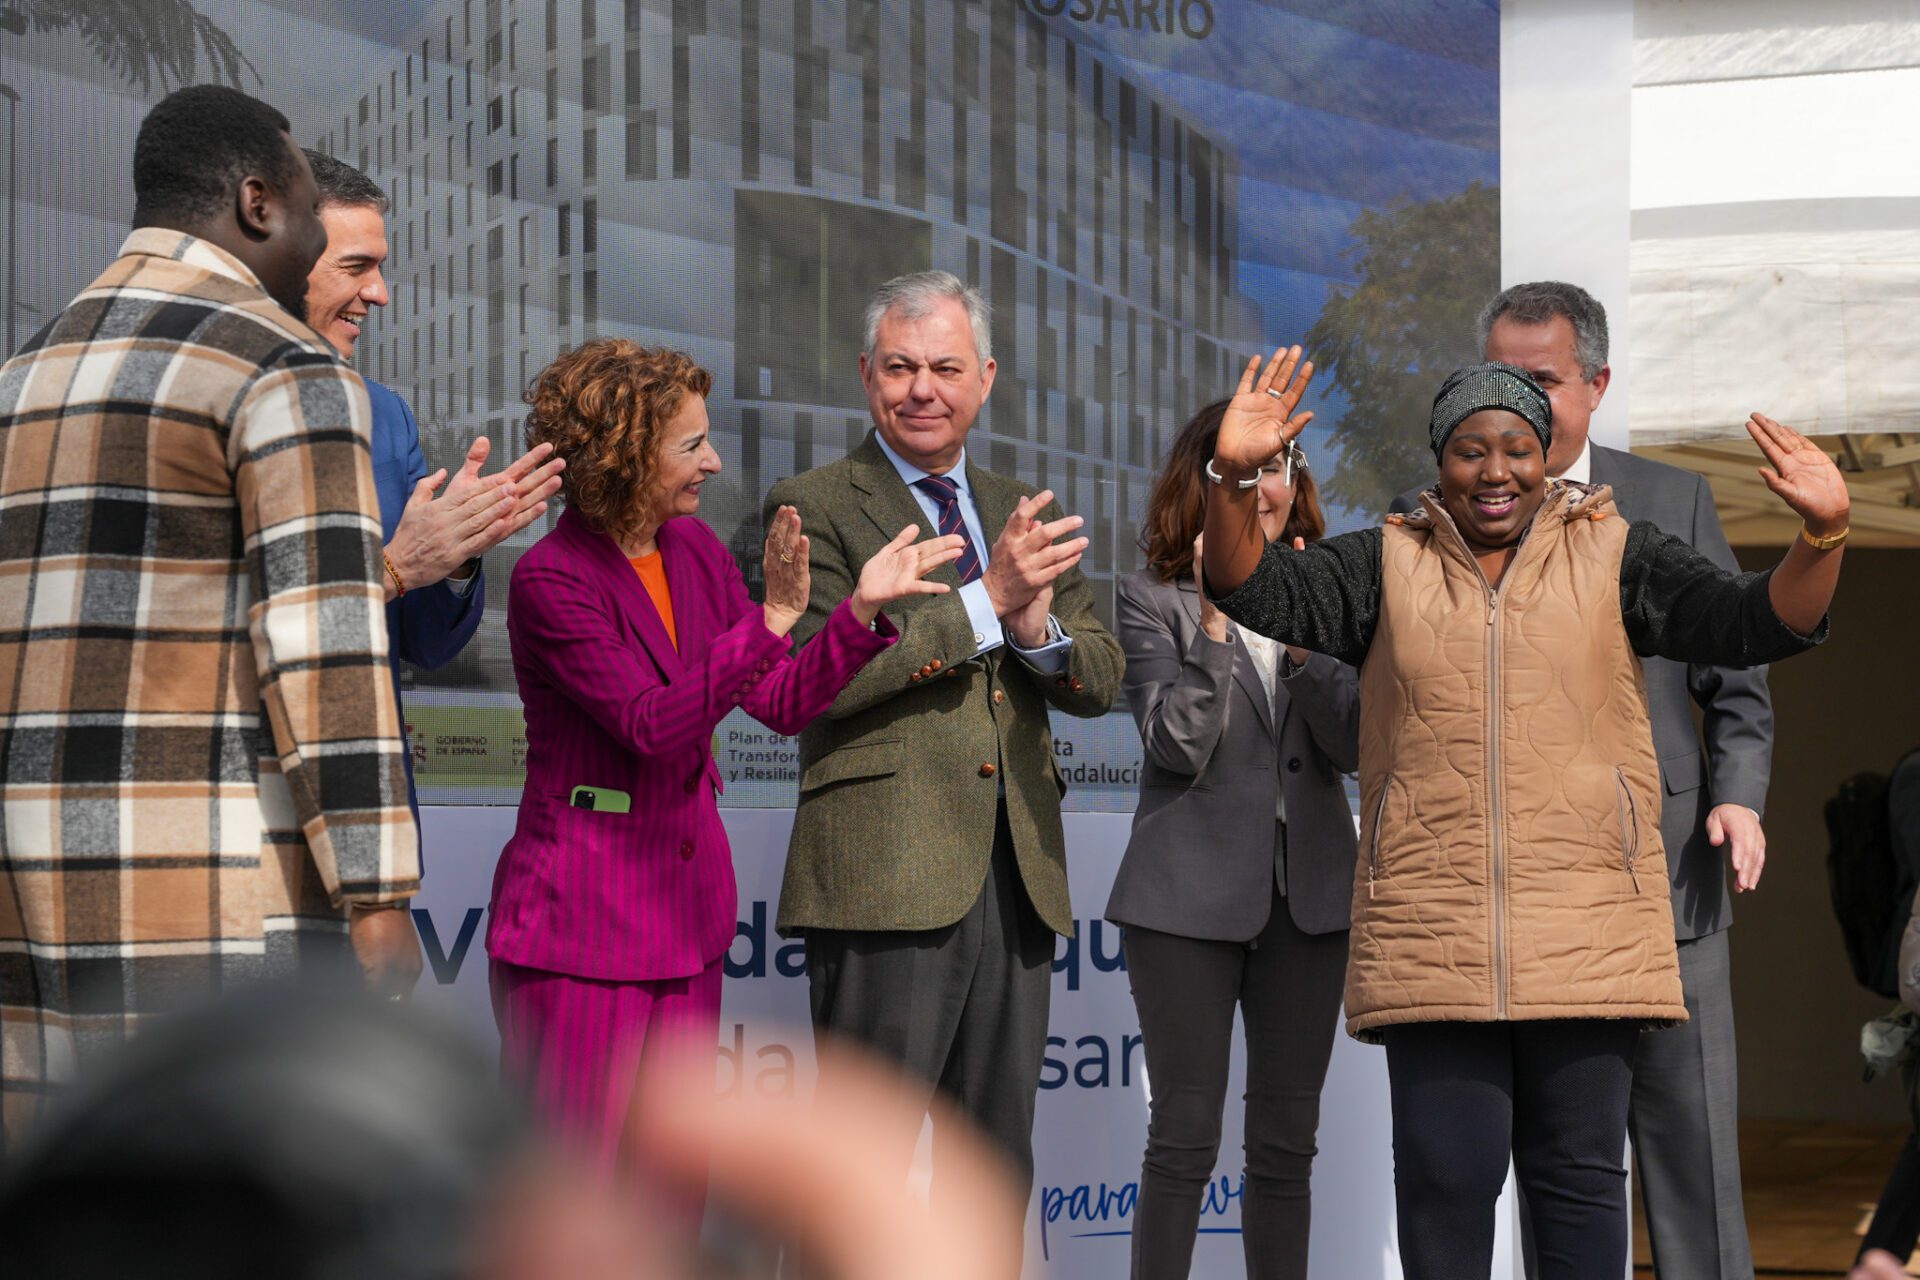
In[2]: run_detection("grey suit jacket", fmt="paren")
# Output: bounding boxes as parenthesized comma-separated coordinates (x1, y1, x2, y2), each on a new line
(1389, 443, 1773, 937)
(1104, 570, 1362, 939)
(767, 434, 1124, 939)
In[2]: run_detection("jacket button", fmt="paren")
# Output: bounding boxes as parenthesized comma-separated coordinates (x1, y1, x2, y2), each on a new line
(929, 658, 942, 670)
(684, 774, 699, 794)
(1287, 757, 1303, 773)
(978, 762, 997, 779)
(756, 659, 770, 672)
(909, 672, 922, 683)
(992, 690, 1005, 705)
(1070, 678, 1084, 692)
(679, 840, 695, 859)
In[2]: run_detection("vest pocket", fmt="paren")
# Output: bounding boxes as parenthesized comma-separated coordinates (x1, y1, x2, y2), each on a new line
(1614, 767, 1642, 892)
(1366, 773, 1394, 898)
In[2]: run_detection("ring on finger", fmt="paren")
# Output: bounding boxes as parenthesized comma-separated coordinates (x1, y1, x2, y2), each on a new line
(1264, 387, 1285, 400)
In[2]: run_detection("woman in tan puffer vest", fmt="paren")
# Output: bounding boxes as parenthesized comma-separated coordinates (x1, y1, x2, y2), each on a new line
(1200, 353, 1849, 1280)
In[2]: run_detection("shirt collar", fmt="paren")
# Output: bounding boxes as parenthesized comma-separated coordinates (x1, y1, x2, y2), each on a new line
(1556, 436, 1594, 485)
(116, 229, 268, 294)
(873, 430, 971, 497)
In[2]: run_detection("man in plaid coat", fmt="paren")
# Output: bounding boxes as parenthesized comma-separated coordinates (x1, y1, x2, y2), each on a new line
(0, 86, 421, 1147)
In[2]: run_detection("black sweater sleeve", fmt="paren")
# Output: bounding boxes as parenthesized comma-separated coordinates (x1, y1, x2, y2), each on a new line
(1619, 520, 1827, 667)
(1205, 527, 1383, 669)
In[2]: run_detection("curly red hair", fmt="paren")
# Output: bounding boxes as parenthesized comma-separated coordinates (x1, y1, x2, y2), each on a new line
(523, 340, 713, 545)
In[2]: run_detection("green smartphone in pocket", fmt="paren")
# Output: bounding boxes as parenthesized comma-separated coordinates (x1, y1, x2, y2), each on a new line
(569, 785, 632, 814)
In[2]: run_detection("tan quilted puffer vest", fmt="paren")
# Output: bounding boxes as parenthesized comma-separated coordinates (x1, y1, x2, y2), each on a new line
(1345, 484, 1686, 1042)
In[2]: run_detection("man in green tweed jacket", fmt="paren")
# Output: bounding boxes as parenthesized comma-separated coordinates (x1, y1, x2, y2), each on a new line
(0, 87, 420, 1149)
(769, 271, 1122, 1208)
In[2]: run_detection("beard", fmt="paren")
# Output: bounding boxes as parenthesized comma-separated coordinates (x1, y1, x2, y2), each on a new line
(268, 276, 310, 325)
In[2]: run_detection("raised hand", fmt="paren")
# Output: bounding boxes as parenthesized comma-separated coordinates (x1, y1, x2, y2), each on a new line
(1748, 412, 1849, 536)
(850, 526, 965, 625)
(981, 489, 1088, 619)
(762, 505, 811, 636)
(1213, 345, 1316, 477)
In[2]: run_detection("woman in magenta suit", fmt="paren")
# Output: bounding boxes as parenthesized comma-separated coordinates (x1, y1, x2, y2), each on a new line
(487, 340, 962, 1178)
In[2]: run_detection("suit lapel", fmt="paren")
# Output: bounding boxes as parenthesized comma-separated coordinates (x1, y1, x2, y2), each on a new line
(559, 507, 683, 681)
(1588, 446, 1636, 521)
(849, 433, 939, 553)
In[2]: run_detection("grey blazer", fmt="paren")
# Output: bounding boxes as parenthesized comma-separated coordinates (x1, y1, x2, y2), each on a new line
(1390, 443, 1773, 938)
(1104, 569, 1361, 940)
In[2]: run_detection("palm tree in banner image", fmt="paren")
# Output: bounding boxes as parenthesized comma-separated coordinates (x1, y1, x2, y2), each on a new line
(0, 0, 258, 94)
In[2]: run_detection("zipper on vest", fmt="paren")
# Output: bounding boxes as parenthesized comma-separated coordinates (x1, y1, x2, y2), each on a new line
(1366, 774, 1393, 898)
(1615, 767, 1642, 892)
(1422, 493, 1567, 1025)
(1486, 585, 1508, 1020)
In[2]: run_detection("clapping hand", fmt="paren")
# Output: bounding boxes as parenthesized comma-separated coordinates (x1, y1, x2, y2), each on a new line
(1748, 412, 1849, 537)
(1213, 346, 1316, 478)
(981, 489, 1088, 646)
(850, 526, 966, 626)
(762, 505, 810, 637)
(384, 437, 567, 598)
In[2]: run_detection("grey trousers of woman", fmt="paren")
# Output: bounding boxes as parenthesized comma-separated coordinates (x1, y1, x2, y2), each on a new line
(1121, 879, 1348, 1279)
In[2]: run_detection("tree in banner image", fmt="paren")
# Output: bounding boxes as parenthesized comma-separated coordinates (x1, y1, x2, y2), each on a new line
(1, 1, 257, 93)
(1304, 181, 1499, 516)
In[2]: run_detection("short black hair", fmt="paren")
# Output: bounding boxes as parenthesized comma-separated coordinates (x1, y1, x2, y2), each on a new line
(132, 85, 300, 229)
(302, 149, 389, 214)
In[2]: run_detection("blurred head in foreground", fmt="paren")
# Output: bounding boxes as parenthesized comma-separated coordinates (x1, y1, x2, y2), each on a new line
(0, 991, 1026, 1280)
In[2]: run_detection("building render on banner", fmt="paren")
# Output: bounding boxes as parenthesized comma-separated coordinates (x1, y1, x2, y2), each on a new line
(304, 0, 1258, 697)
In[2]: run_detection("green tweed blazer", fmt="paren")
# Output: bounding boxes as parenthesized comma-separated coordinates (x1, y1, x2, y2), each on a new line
(767, 434, 1123, 938)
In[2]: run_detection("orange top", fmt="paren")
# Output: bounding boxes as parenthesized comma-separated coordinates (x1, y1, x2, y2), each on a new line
(629, 551, 676, 650)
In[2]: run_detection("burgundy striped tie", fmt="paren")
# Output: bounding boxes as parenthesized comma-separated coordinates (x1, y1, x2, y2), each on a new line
(913, 475, 983, 585)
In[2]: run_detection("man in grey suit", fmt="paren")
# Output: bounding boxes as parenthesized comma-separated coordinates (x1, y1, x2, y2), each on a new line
(1391, 280, 1771, 1279)
(769, 272, 1124, 1206)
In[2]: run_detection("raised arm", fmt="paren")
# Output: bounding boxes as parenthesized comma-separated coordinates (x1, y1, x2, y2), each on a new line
(1202, 346, 1317, 597)
(1750, 412, 1849, 634)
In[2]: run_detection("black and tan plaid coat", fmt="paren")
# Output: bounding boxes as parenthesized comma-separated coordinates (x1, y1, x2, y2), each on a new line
(0, 231, 420, 1144)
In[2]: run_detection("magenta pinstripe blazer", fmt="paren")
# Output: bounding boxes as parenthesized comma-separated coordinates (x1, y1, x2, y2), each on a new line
(486, 507, 895, 981)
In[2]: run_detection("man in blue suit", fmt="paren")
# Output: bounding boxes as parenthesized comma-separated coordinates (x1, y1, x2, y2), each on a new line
(302, 151, 564, 816)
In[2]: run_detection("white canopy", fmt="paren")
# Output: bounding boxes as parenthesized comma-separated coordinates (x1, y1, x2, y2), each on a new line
(1630, 1, 1920, 544)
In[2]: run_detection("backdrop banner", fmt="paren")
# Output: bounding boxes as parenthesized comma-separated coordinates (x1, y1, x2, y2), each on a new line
(413, 806, 1517, 1278)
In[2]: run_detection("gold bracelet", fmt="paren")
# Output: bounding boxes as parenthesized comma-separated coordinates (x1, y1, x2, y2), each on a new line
(380, 548, 408, 597)
(1800, 525, 1850, 551)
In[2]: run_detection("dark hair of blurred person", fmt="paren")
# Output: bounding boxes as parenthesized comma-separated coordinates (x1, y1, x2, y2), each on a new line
(0, 990, 532, 1280)
(1139, 398, 1324, 582)
(1106, 395, 1357, 1277)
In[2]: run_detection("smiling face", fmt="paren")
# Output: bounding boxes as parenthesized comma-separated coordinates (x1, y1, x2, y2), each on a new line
(1483, 314, 1608, 477)
(1437, 409, 1549, 553)
(644, 392, 722, 529)
(305, 202, 390, 360)
(860, 297, 996, 475)
(1255, 449, 1297, 543)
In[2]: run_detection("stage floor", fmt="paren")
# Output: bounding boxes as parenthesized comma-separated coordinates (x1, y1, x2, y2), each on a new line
(1634, 1118, 1914, 1276)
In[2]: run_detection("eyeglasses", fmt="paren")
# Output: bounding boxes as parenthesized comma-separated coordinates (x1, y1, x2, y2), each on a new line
(1258, 442, 1309, 488)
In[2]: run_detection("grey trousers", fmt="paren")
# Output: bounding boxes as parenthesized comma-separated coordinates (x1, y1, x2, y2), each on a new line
(803, 806, 1055, 1202)
(1516, 928, 1751, 1280)
(1630, 928, 1752, 1280)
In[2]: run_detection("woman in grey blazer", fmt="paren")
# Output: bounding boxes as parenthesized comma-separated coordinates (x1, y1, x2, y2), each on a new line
(1106, 400, 1360, 1279)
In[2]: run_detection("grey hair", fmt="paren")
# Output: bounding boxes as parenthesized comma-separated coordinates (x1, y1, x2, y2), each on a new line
(1475, 280, 1608, 382)
(862, 271, 993, 365)
(302, 147, 390, 213)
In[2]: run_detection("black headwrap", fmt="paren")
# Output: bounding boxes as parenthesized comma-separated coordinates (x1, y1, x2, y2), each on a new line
(1429, 362, 1552, 460)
